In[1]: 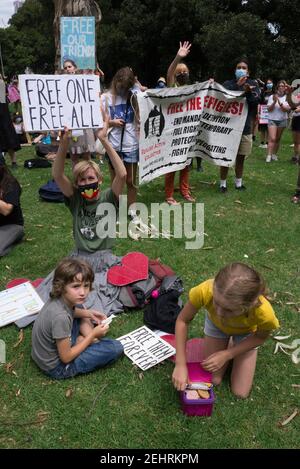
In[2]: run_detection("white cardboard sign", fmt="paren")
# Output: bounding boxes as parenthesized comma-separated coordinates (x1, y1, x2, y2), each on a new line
(0, 282, 44, 328)
(19, 74, 102, 131)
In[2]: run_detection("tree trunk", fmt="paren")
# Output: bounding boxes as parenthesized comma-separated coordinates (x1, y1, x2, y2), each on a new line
(53, 0, 102, 71)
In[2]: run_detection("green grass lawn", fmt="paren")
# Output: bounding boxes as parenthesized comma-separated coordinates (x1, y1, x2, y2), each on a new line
(0, 132, 299, 449)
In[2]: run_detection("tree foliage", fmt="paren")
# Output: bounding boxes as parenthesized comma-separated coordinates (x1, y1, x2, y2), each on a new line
(0, 0, 298, 84)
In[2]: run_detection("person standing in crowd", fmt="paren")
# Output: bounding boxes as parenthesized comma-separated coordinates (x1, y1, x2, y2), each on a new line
(265, 80, 290, 163)
(0, 160, 24, 256)
(63, 59, 96, 168)
(219, 59, 260, 192)
(155, 77, 167, 89)
(286, 82, 300, 165)
(0, 75, 20, 168)
(286, 83, 300, 203)
(7, 77, 21, 115)
(101, 66, 140, 219)
(164, 41, 196, 205)
(258, 79, 274, 148)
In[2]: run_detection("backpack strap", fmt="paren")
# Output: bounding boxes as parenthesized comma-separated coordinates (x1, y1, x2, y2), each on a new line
(120, 93, 131, 152)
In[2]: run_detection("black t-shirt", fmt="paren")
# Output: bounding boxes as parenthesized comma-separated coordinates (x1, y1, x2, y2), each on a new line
(0, 181, 24, 226)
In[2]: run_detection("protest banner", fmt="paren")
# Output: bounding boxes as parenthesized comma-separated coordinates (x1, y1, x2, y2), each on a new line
(60, 16, 96, 70)
(19, 74, 102, 132)
(137, 81, 248, 184)
(118, 326, 175, 371)
(258, 104, 269, 124)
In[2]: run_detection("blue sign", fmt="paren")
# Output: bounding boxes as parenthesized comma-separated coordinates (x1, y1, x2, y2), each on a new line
(60, 16, 95, 70)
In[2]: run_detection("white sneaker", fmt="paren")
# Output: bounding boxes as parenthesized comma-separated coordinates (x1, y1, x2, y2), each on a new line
(271, 154, 278, 161)
(259, 144, 267, 148)
(266, 155, 272, 163)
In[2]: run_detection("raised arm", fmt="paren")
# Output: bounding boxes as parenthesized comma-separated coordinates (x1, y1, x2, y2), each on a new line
(285, 84, 299, 110)
(167, 41, 191, 87)
(172, 300, 198, 391)
(52, 129, 74, 198)
(98, 115, 127, 199)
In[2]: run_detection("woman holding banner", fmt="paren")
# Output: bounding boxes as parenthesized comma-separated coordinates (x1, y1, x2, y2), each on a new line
(63, 59, 96, 168)
(219, 59, 260, 192)
(164, 41, 196, 205)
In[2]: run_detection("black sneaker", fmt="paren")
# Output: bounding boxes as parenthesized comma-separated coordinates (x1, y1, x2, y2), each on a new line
(235, 185, 246, 191)
(219, 186, 228, 193)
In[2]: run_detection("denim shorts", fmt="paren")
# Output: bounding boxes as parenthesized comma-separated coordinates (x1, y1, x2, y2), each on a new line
(105, 149, 139, 167)
(268, 119, 287, 128)
(46, 319, 124, 380)
(204, 314, 251, 345)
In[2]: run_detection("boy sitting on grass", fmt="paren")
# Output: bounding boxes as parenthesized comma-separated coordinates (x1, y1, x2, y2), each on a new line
(31, 257, 123, 379)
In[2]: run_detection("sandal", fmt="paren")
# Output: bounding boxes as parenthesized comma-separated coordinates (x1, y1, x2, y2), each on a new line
(182, 194, 196, 202)
(166, 197, 180, 206)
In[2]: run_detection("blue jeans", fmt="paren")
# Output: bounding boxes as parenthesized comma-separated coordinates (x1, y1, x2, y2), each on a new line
(46, 319, 124, 379)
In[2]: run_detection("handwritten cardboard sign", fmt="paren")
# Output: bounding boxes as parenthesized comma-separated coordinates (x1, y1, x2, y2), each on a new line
(137, 81, 248, 184)
(118, 326, 176, 370)
(19, 74, 102, 131)
(60, 16, 95, 70)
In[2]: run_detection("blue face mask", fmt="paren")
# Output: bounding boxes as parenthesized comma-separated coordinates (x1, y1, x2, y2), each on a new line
(235, 69, 247, 80)
(266, 83, 273, 90)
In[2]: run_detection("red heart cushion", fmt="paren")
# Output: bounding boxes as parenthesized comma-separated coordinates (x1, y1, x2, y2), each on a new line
(6, 278, 44, 289)
(6, 278, 30, 289)
(107, 252, 149, 286)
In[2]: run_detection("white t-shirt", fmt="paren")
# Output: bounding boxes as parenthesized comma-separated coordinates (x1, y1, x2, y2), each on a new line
(267, 94, 289, 121)
(101, 87, 140, 153)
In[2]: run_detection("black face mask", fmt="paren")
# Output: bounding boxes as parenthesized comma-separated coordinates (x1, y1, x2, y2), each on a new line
(77, 181, 99, 201)
(176, 73, 189, 86)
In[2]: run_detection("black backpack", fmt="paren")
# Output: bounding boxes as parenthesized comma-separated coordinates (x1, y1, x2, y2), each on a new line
(24, 158, 51, 169)
(143, 275, 184, 334)
(39, 179, 65, 203)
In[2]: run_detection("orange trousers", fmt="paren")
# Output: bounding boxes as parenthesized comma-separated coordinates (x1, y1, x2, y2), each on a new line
(165, 166, 190, 199)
